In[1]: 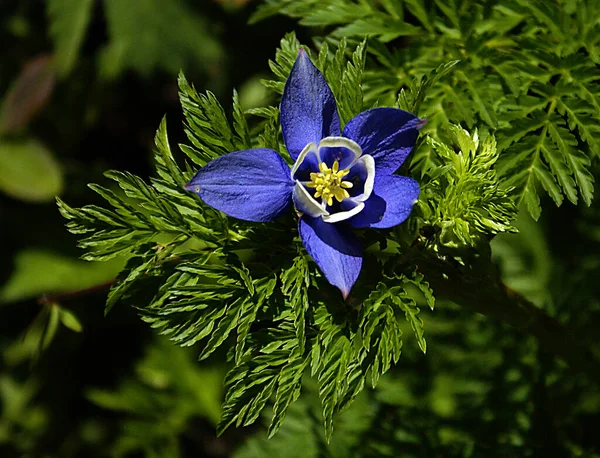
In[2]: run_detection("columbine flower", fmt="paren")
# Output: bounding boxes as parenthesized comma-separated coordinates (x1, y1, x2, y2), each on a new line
(185, 49, 422, 298)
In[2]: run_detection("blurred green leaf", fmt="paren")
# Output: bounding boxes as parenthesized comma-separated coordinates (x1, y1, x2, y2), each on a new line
(3, 303, 75, 364)
(86, 337, 225, 456)
(0, 249, 125, 304)
(99, 0, 223, 79)
(0, 138, 63, 202)
(87, 338, 224, 424)
(0, 376, 48, 447)
(238, 76, 271, 111)
(234, 401, 318, 458)
(6, 15, 30, 38)
(491, 212, 553, 309)
(58, 307, 83, 333)
(46, 0, 94, 76)
(41, 304, 61, 351)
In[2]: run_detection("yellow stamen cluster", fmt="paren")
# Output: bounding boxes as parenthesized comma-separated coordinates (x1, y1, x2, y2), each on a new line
(306, 160, 353, 206)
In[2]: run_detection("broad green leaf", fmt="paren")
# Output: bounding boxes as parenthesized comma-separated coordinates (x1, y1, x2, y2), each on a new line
(0, 138, 63, 202)
(0, 249, 125, 304)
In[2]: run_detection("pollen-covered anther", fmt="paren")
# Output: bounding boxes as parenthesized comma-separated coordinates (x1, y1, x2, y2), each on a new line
(306, 160, 353, 206)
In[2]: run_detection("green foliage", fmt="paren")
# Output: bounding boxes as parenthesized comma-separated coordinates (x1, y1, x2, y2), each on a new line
(1, 301, 84, 366)
(491, 213, 553, 308)
(0, 138, 63, 203)
(232, 209, 600, 456)
(141, 262, 276, 360)
(56, 19, 597, 446)
(233, 317, 576, 457)
(0, 375, 47, 452)
(416, 126, 518, 248)
(218, 322, 308, 437)
(256, 0, 600, 220)
(2, 0, 597, 455)
(260, 34, 367, 126)
(46, 0, 222, 78)
(281, 255, 310, 356)
(179, 76, 252, 166)
(260, 32, 302, 96)
(57, 118, 222, 264)
(0, 249, 123, 304)
(397, 60, 460, 115)
(360, 272, 433, 386)
(319, 38, 367, 126)
(101, 0, 222, 78)
(87, 337, 225, 457)
(58, 37, 445, 438)
(250, 0, 420, 42)
(46, 0, 94, 76)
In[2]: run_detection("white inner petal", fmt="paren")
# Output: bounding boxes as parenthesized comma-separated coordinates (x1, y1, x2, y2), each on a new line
(290, 137, 375, 223)
(317, 136, 363, 168)
(294, 181, 329, 217)
(322, 200, 365, 223)
(290, 142, 318, 180)
(351, 155, 375, 202)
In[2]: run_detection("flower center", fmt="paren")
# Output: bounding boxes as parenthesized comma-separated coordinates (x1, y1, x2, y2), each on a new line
(306, 160, 353, 207)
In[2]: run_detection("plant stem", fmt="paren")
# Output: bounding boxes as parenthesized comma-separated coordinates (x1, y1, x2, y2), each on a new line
(37, 279, 118, 305)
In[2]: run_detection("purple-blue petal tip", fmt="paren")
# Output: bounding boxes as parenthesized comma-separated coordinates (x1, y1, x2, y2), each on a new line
(416, 118, 428, 129)
(341, 287, 350, 300)
(298, 216, 362, 299)
(280, 46, 341, 161)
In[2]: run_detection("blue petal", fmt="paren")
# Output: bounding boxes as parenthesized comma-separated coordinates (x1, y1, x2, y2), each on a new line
(343, 108, 423, 174)
(344, 160, 368, 198)
(298, 215, 362, 298)
(350, 174, 419, 229)
(281, 49, 340, 161)
(185, 149, 293, 222)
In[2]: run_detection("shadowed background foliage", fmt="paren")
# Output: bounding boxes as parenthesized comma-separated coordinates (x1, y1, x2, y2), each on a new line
(1, 0, 599, 457)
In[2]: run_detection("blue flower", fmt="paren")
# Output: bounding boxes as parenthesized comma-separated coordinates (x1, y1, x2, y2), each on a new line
(185, 49, 422, 298)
